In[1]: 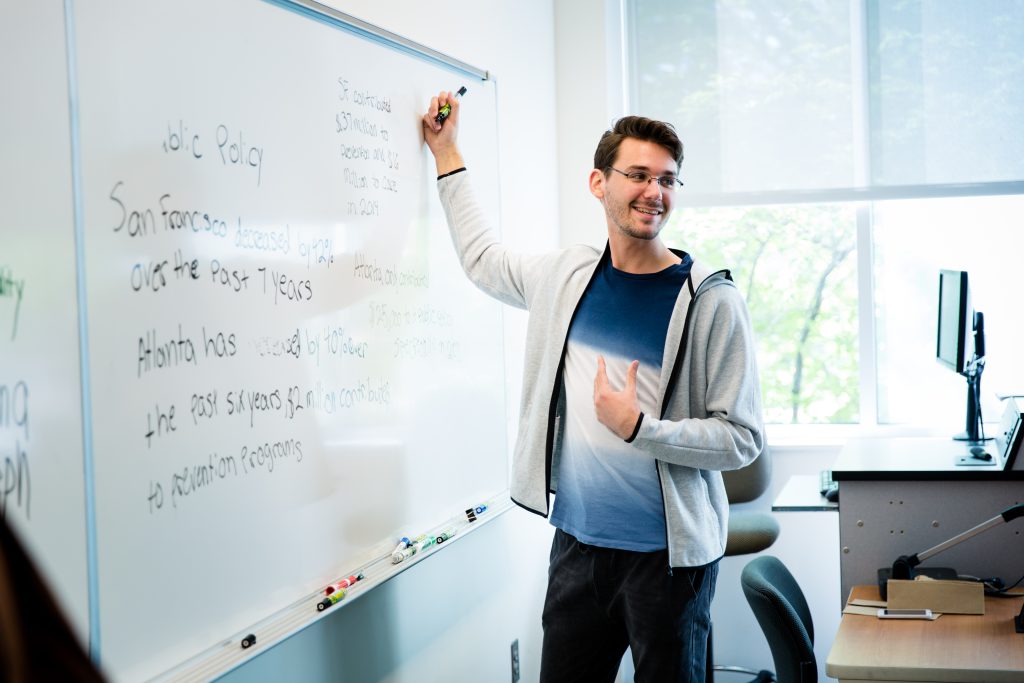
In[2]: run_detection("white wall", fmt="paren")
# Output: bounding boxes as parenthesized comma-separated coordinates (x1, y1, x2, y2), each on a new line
(219, 2, 559, 682)
(554, 0, 624, 250)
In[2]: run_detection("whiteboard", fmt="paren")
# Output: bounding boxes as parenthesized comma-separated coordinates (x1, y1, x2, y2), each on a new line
(69, 0, 507, 679)
(0, 1, 91, 644)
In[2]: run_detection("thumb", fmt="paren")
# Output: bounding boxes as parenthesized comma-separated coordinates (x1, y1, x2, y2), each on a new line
(594, 356, 609, 390)
(625, 360, 639, 395)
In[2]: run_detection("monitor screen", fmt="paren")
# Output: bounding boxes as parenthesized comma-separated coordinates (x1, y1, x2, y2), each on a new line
(936, 269, 971, 373)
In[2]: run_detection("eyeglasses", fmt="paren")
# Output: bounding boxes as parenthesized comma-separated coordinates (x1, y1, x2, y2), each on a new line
(607, 167, 684, 190)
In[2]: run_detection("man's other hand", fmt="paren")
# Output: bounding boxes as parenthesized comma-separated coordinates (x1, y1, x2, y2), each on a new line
(593, 356, 641, 440)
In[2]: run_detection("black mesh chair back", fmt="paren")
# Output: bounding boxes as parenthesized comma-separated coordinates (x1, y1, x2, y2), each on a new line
(740, 556, 816, 683)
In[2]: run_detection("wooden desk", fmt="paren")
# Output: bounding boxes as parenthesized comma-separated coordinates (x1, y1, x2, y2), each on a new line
(827, 585, 1024, 682)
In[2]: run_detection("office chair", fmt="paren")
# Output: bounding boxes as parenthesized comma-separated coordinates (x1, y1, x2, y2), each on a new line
(707, 448, 780, 682)
(740, 556, 817, 683)
(722, 447, 779, 557)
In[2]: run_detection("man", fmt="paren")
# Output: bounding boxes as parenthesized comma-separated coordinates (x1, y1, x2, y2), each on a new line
(422, 92, 764, 683)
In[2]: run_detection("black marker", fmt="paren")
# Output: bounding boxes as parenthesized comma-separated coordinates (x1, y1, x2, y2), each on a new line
(435, 86, 467, 124)
(241, 633, 256, 649)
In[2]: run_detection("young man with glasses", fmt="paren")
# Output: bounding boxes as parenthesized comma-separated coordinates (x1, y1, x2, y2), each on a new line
(423, 92, 764, 683)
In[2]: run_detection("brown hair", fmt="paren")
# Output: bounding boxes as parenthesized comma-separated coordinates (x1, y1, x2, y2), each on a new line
(593, 116, 684, 172)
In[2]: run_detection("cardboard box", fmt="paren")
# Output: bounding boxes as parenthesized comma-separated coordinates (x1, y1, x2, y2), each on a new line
(886, 578, 984, 614)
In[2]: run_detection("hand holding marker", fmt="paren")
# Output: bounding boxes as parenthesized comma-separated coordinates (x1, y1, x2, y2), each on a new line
(435, 86, 466, 124)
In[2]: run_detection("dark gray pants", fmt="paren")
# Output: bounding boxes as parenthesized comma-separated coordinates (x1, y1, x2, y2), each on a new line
(540, 529, 718, 683)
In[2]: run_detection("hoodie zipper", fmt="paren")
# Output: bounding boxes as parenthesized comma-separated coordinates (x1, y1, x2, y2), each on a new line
(655, 268, 732, 572)
(541, 247, 612, 513)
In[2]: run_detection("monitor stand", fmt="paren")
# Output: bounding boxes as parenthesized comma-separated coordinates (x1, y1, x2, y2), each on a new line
(953, 361, 992, 445)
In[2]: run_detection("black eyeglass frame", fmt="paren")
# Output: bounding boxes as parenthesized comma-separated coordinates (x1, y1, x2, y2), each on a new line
(606, 166, 684, 190)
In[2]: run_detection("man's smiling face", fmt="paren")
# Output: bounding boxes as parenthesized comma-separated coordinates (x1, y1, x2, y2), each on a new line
(596, 138, 677, 242)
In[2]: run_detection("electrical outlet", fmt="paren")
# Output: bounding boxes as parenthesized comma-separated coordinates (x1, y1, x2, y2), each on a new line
(510, 638, 520, 683)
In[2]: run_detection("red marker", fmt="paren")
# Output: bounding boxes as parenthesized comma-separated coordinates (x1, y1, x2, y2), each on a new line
(325, 573, 364, 596)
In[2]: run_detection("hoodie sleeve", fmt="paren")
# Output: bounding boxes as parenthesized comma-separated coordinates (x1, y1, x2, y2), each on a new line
(632, 284, 764, 471)
(437, 171, 554, 311)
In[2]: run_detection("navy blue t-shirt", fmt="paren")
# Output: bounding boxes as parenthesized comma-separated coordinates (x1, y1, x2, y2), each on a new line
(550, 254, 692, 551)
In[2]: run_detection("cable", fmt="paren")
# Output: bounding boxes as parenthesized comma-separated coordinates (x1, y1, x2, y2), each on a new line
(997, 572, 1024, 595)
(974, 363, 986, 441)
(959, 572, 1024, 598)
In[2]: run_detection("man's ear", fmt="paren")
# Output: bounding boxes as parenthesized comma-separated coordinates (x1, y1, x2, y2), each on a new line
(589, 168, 606, 199)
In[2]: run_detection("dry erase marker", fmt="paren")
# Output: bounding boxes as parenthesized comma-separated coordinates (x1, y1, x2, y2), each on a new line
(393, 537, 422, 563)
(435, 86, 467, 124)
(317, 588, 346, 612)
(340, 573, 364, 589)
(466, 503, 488, 522)
(325, 573, 364, 596)
(413, 535, 436, 553)
(390, 536, 411, 560)
(241, 633, 256, 649)
(392, 544, 417, 564)
(435, 529, 456, 544)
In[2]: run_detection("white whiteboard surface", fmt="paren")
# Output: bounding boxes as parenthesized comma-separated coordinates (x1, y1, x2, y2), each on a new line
(0, 1, 91, 644)
(69, 0, 507, 679)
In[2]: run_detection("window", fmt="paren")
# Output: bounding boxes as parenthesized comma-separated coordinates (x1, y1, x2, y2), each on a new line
(627, 0, 1024, 429)
(628, 0, 856, 196)
(662, 205, 859, 424)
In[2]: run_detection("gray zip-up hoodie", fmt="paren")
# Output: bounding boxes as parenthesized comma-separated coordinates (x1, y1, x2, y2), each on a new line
(438, 171, 765, 568)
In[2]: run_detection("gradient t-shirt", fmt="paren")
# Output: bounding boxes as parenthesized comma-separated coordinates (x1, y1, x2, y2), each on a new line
(550, 254, 692, 551)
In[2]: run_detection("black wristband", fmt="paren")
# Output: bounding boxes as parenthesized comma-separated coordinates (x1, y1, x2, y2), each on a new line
(625, 412, 644, 443)
(437, 167, 467, 180)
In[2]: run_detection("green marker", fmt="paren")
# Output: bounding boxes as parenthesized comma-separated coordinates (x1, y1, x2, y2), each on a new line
(435, 86, 467, 124)
(317, 588, 346, 611)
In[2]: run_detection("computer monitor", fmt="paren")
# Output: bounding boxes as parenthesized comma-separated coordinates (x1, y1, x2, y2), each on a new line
(937, 270, 972, 373)
(936, 269, 987, 443)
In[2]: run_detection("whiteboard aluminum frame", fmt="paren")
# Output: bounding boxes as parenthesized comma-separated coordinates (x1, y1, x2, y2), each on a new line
(269, 0, 491, 82)
(63, 0, 102, 661)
